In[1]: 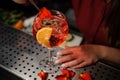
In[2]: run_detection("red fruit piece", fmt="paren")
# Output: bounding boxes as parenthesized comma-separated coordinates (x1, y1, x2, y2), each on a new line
(61, 68, 75, 78)
(55, 68, 75, 80)
(79, 72, 92, 80)
(55, 74, 68, 80)
(38, 71, 48, 80)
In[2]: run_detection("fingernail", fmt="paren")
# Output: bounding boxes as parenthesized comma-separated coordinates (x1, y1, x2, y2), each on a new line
(61, 64, 66, 68)
(57, 52, 61, 56)
(55, 60, 59, 64)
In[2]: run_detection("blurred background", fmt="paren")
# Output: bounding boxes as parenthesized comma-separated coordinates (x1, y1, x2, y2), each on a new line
(0, 0, 78, 35)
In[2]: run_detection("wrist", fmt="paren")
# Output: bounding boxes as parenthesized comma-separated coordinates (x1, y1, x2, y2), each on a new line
(94, 45, 108, 60)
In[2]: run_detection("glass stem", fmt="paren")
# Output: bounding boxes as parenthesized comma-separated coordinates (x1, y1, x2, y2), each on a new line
(48, 49, 52, 62)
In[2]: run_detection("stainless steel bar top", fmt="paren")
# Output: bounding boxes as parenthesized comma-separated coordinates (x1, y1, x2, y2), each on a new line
(0, 23, 120, 80)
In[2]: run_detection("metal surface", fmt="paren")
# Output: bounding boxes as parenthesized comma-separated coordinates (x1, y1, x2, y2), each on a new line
(0, 24, 120, 80)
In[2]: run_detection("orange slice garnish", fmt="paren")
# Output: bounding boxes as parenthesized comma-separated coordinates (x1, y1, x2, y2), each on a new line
(36, 27, 52, 47)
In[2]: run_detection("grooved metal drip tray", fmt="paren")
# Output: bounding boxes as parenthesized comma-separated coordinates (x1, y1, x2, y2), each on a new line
(0, 24, 120, 80)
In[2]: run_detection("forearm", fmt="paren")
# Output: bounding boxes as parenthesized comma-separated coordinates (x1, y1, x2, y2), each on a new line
(99, 45, 120, 65)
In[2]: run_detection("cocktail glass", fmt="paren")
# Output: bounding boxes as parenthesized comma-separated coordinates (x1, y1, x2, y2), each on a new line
(32, 7, 69, 73)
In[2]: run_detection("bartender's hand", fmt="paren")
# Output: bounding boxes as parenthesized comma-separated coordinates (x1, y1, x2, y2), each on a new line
(12, 0, 28, 4)
(55, 44, 103, 68)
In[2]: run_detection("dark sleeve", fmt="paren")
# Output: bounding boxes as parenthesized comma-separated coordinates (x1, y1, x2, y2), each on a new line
(0, 0, 23, 10)
(0, 0, 38, 16)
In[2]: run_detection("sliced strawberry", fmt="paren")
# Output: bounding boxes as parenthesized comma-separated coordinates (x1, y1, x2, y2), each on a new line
(78, 72, 92, 80)
(38, 7, 53, 20)
(55, 74, 68, 80)
(38, 71, 48, 80)
(61, 68, 75, 78)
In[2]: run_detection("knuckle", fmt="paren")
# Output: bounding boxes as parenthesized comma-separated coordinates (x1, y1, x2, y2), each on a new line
(68, 54, 74, 59)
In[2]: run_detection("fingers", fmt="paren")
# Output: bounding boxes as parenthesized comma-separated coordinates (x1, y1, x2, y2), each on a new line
(56, 58, 88, 68)
(57, 49, 72, 56)
(12, 0, 27, 4)
(55, 54, 75, 64)
(61, 59, 84, 68)
(72, 61, 88, 68)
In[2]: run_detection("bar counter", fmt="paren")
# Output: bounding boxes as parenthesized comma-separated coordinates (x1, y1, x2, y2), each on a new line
(0, 23, 120, 80)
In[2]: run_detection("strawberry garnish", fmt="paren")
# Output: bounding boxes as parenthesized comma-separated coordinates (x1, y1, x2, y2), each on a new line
(55, 68, 75, 80)
(55, 74, 68, 80)
(38, 71, 48, 80)
(61, 68, 75, 78)
(78, 72, 92, 80)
